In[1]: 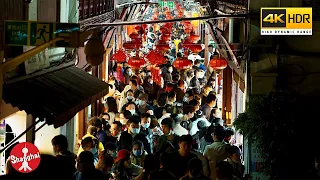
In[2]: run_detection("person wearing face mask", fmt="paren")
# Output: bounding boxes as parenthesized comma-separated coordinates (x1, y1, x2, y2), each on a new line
(125, 102, 138, 116)
(165, 65, 173, 84)
(77, 126, 105, 163)
(156, 118, 180, 152)
(189, 69, 203, 94)
(130, 140, 148, 167)
(118, 116, 151, 154)
(74, 151, 107, 180)
(79, 137, 100, 166)
(142, 76, 157, 104)
(136, 93, 154, 115)
(105, 142, 119, 159)
(125, 67, 134, 85)
(140, 113, 153, 153)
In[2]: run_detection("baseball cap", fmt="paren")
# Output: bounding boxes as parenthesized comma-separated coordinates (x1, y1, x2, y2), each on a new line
(114, 149, 130, 163)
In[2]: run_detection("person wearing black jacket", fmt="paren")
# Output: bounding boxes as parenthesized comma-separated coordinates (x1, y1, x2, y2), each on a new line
(118, 116, 151, 154)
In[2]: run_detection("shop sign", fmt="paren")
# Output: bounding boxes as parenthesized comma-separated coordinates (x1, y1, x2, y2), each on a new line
(158, 1, 174, 9)
(250, 146, 269, 180)
(5, 20, 80, 47)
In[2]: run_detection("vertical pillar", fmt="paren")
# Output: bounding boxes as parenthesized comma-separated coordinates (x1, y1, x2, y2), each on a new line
(204, 26, 209, 67)
(91, 66, 98, 117)
(222, 66, 232, 125)
(26, 115, 35, 143)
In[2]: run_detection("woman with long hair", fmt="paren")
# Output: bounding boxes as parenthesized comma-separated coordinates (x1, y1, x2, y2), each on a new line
(96, 151, 114, 178)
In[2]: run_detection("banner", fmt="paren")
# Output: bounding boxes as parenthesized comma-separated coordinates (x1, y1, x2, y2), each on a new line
(23, 46, 50, 75)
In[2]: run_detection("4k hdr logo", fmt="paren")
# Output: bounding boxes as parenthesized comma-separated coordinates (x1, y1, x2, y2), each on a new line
(260, 7, 312, 35)
(10, 142, 41, 173)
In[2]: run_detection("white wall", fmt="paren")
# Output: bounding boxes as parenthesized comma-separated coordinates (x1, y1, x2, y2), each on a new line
(34, 121, 60, 155)
(5, 111, 27, 143)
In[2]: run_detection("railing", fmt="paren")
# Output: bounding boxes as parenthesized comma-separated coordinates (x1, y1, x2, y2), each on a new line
(78, 0, 115, 21)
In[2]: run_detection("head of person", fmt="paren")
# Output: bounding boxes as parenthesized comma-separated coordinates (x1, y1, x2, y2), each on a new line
(132, 140, 144, 157)
(227, 145, 242, 163)
(146, 70, 152, 77)
(77, 151, 95, 171)
(141, 113, 151, 129)
(315, 155, 320, 170)
(105, 142, 119, 159)
(163, 104, 173, 115)
(172, 74, 180, 83)
(168, 91, 176, 103)
(185, 90, 194, 103)
(81, 137, 98, 155)
(187, 70, 194, 79)
(216, 161, 234, 179)
(224, 127, 235, 143)
(167, 65, 173, 73)
(184, 105, 195, 119)
(195, 69, 205, 79)
(136, 93, 148, 107)
(96, 151, 115, 174)
(146, 75, 153, 85)
(178, 135, 193, 156)
(157, 94, 167, 107)
(211, 125, 226, 142)
(125, 67, 133, 76)
(189, 99, 200, 112)
(128, 116, 141, 135)
(208, 45, 214, 53)
(194, 60, 201, 67)
(101, 113, 110, 121)
(143, 154, 160, 174)
(126, 102, 137, 115)
(188, 158, 203, 178)
(87, 126, 98, 137)
(161, 118, 174, 136)
(51, 134, 68, 155)
(88, 117, 103, 131)
(203, 85, 213, 96)
(119, 110, 131, 125)
(106, 97, 118, 113)
(114, 149, 131, 169)
(206, 93, 217, 107)
(129, 79, 138, 91)
(126, 89, 135, 102)
(110, 121, 122, 137)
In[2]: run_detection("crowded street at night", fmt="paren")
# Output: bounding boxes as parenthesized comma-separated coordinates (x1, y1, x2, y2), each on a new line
(0, 0, 319, 180)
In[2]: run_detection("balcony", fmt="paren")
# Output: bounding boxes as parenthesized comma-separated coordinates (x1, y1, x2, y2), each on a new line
(79, 0, 115, 30)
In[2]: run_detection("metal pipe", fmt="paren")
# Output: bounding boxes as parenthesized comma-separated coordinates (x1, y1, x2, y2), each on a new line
(87, 14, 248, 28)
(35, 122, 47, 133)
(0, 119, 42, 153)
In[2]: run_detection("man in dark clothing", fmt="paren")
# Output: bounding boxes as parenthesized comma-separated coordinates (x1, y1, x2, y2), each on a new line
(118, 116, 151, 154)
(136, 93, 154, 114)
(154, 93, 168, 119)
(52, 134, 77, 179)
(189, 69, 203, 94)
(156, 118, 180, 152)
(167, 135, 199, 179)
(201, 94, 217, 120)
(74, 151, 107, 180)
(149, 153, 177, 180)
(172, 80, 185, 103)
(105, 121, 122, 145)
(130, 79, 144, 98)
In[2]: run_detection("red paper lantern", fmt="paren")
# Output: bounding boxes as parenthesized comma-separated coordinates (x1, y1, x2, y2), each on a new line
(173, 57, 192, 70)
(160, 27, 169, 34)
(156, 43, 170, 52)
(160, 34, 171, 41)
(129, 32, 141, 39)
(189, 33, 200, 43)
(185, 28, 192, 34)
(146, 50, 166, 66)
(188, 44, 203, 53)
(110, 49, 127, 63)
(128, 57, 146, 69)
(209, 57, 228, 70)
(123, 41, 142, 50)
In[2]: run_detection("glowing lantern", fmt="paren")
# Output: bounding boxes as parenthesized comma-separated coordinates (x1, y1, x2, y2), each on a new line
(160, 27, 170, 34)
(173, 57, 192, 70)
(123, 41, 142, 50)
(128, 57, 146, 69)
(189, 33, 200, 43)
(160, 34, 171, 41)
(209, 57, 228, 70)
(146, 50, 166, 66)
(185, 28, 192, 34)
(110, 49, 127, 63)
(129, 32, 141, 39)
(188, 44, 202, 53)
(156, 43, 170, 53)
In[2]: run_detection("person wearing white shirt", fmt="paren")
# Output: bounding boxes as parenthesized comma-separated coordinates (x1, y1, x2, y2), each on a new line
(172, 114, 188, 136)
(158, 105, 173, 125)
(189, 113, 211, 136)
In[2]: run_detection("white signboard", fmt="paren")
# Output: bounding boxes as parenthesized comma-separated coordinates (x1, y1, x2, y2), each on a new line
(24, 47, 50, 75)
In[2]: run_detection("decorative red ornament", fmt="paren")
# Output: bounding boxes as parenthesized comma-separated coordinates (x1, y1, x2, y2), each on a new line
(189, 33, 200, 43)
(160, 34, 171, 41)
(123, 41, 142, 50)
(160, 26, 169, 34)
(111, 49, 127, 63)
(173, 57, 192, 70)
(128, 57, 146, 69)
(156, 43, 170, 52)
(150, 66, 161, 86)
(185, 28, 192, 34)
(116, 64, 124, 82)
(146, 50, 166, 66)
(129, 32, 141, 39)
(188, 44, 202, 53)
(209, 57, 228, 70)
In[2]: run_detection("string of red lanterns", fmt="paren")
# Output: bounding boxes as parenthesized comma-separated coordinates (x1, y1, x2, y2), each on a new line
(110, 49, 127, 63)
(209, 57, 228, 70)
(173, 57, 192, 70)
